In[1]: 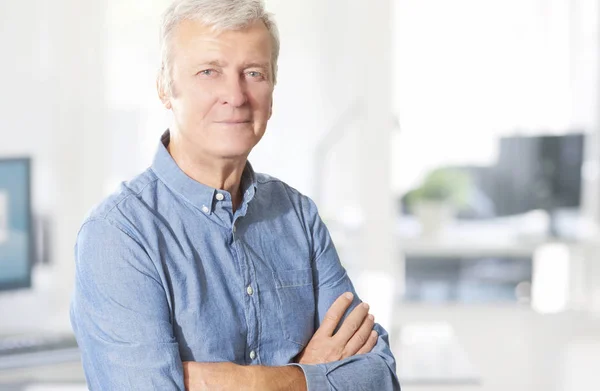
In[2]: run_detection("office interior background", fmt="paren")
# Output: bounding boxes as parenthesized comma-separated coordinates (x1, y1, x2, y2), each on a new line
(1, 0, 600, 390)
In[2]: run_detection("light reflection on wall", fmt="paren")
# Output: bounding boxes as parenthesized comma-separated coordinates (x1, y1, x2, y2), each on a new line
(532, 243, 570, 314)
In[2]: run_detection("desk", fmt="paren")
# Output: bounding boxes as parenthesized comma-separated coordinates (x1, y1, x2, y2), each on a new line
(397, 216, 600, 312)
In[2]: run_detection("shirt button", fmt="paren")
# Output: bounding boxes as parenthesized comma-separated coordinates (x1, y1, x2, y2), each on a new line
(202, 206, 209, 214)
(246, 285, 254, 296)
(216, 193, 224, 201)
(249, 350, 256, 360)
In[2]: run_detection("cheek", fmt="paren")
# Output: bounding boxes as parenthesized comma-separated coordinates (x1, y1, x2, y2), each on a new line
(176, 86, 219, 122)
(249, 89, 273, 119)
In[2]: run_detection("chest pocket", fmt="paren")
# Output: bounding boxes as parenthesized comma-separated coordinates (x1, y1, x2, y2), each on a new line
(273, 268, 315, 346)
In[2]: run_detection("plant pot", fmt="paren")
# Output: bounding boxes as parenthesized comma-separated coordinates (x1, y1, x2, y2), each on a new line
(413, 201, 455, 238)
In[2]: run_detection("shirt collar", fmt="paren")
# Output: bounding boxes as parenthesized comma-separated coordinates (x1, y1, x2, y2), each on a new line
(151, 129, 257, 214)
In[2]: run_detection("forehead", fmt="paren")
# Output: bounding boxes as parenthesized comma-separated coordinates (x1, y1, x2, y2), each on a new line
(171, 19, 273, 65)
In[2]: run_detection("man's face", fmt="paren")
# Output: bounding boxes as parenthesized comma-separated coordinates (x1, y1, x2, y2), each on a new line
(164, 19, 274, 160)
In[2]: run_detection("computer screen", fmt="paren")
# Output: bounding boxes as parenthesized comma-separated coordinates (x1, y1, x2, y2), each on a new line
(0, 158, 32, 291)
(493, 133, 584, 216)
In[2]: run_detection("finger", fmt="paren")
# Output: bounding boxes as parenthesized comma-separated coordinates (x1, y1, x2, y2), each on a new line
(356, 330, 379, 355)
(341, 313, 375, 358)
(333, 302, 370, 344)
(318, 292, 355, 337)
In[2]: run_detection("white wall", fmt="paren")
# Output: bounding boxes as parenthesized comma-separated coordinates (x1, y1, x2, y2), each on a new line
(0, 0, 55, 333)
(0, 0, 109, 333)
(1, 0, 50, 331)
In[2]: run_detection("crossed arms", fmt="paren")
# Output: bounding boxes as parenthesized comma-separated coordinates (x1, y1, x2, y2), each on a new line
(183, 292, 379, 390)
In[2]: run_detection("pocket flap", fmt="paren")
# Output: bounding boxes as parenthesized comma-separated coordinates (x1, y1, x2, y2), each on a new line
(273, 268, 313, 288)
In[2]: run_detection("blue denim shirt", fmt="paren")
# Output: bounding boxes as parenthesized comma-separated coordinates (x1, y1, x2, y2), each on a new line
(70, 131, 400, 390)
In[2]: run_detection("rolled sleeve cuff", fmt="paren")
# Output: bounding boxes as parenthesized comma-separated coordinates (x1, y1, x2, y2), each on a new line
(288, 363, 330, 391)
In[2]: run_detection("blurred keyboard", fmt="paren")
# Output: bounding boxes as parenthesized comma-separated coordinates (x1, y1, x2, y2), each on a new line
(0, 333, 80, 370)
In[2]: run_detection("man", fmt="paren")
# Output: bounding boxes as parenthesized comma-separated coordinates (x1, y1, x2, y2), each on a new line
(70, 0, 400, 390)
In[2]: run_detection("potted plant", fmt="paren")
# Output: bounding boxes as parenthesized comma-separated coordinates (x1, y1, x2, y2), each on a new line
(403, 168, 471, 237)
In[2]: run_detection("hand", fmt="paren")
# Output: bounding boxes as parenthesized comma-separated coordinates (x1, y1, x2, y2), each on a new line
(295, 292, 378, 365)
(183, 361, 249, 391)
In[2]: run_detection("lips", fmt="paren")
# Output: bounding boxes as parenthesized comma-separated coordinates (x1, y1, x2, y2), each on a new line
(216, 120, 251, 124)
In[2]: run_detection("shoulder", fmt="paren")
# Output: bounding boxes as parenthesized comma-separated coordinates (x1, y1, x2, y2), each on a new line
(255, 172, 310, 202)
(75, 170, 165, 277)
(254, 172, 319, 217)
(80, 168, 159, 234)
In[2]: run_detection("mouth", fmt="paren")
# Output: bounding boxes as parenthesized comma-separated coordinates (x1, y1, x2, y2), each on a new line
(216, 120, 251, 124)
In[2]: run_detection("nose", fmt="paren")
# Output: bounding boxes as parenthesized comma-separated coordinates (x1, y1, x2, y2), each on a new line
(219, 75, 248, 108)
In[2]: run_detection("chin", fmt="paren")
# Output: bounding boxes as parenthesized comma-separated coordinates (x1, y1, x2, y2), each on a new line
(212, 132, 262, 158)
(212, 141, 256, 159)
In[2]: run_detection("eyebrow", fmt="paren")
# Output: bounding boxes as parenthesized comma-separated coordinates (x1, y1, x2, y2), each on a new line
(195, 60, 227, 68)
(242, 62, 270, 70)
(194, 60, 270, 69)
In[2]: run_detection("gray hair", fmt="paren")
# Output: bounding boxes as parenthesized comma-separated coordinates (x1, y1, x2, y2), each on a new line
(159, 0, 280, 94)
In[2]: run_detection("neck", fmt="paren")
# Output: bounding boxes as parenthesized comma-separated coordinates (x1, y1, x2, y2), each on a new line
(167, 131, 247, 212)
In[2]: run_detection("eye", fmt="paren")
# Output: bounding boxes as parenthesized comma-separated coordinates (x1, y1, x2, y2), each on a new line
(246, 71, 265, 80)
(197, 69, 216, 77)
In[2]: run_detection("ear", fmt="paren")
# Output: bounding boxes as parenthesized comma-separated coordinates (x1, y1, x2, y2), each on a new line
(268, 99, 273, 120)
(157, 73, 172, 110)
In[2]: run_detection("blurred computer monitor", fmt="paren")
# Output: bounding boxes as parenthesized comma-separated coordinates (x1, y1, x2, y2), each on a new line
(493, 133, 584, 216)
(0, 158, 32, 291)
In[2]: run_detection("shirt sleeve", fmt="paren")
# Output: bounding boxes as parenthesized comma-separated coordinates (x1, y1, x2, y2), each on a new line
(70, 218, 185, 391)
(290, 196, 401, 391)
